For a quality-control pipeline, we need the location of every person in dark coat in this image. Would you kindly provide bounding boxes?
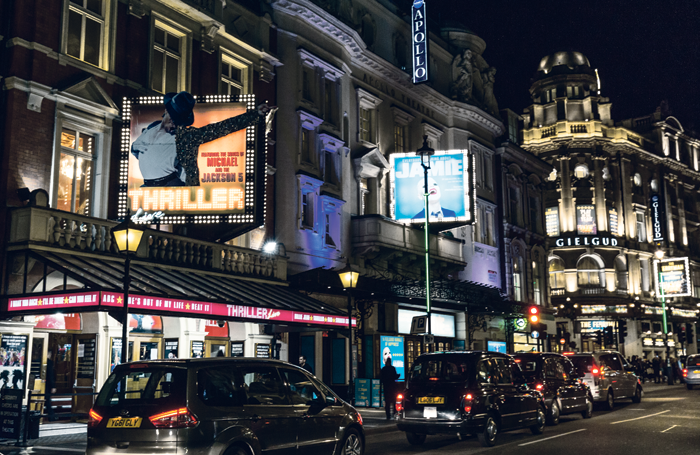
[652,355,661,383]
[299,356,314,375]
[45,351,57,421]
[380,357,400,420]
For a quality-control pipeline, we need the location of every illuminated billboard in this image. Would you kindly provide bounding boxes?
[118,94,265,225]
[654,257,691,297]
[389,150,475,225]
[576,204,597,235]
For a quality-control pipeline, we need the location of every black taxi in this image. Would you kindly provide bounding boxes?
[395,351,546,447]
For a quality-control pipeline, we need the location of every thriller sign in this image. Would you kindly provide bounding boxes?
[411,0,429,84]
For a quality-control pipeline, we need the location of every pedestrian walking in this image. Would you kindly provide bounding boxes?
[380,357,400,420]
[652,355,661,383]
[299,355,314,374]
[45,351,56,421]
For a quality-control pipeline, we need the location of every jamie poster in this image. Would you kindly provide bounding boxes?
[126,98,252,217]
[390,151,473,224]
[0,335,27,389]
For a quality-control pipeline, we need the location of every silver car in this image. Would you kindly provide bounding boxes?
[684,355,700,389]
[87,358,364,455]
[566,351,643,410]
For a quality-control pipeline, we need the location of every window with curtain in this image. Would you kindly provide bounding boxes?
[549,259,565,290]
[57,128,95,215]
[577,256,603,287]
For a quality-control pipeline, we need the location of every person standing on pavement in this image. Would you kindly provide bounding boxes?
[652,354,661,383]
[299,356,314,375]
[380,357,400,420]
[45,351,57,421]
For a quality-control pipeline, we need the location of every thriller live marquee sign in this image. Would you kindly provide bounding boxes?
[7,291,355,328]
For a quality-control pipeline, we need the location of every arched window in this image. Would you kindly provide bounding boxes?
[577,256,604,287]
[548,258,565,290]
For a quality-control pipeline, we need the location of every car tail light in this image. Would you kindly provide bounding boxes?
[395,394,404,412]
[461,394,473,414]
[149,407,198,428]
[88,409,102,428]
[514,359,521,363]
[356,412,363,425]
[591,366,600,375]
[535,383,544,391]
[683,369,688,378]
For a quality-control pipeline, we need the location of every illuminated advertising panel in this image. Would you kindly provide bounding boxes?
[389,150,475,225]
[380,336,405,380]
[651,194,664,241]
[654,257,691,297]
[411,0,429,84]
[545,207,559,237]
[118,94,264,225]
[576,204,597,235]
[609,208,619,235]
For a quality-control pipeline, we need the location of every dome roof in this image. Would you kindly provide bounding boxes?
[537,51,591,74]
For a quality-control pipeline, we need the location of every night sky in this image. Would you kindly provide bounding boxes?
[436,1,700,132]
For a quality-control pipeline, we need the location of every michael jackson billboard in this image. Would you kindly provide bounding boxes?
[118,93,268,225]
[389,150,475,226]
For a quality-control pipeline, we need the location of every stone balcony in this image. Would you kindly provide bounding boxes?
[8,207,287,281]
[351,215,466,280]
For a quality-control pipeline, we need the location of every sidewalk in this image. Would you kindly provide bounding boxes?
[355,407,400,435]
[0,422,87,449]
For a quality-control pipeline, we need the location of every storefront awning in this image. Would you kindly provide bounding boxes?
[4,251,353,328]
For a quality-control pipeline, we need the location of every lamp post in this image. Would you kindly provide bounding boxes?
[655,249,674,385]
[416,136,435,348]
[338,263,359,404]
[112,211,145,367]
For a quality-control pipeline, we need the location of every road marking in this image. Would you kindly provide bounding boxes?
[661,425,678,433]
[17,448,85,454]
[642,397,684,402]
[517,429,586,446]
[611,410,670,424]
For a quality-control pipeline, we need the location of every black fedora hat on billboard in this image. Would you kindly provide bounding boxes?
[164,91,195,127]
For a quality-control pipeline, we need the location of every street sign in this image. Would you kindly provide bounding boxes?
[410,315,427,334]
[423,334,435,345]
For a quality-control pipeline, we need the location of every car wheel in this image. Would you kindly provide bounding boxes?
[581,395,593,419]
[547,400,560,425]
[477,416,498,447]
[604,390,614,411]
[405,432,426,446]
[632,386,642,403]
[530,406,546,435]
[687,384,694,390]
[341,428,363,455]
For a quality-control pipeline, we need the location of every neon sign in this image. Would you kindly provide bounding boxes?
[411,0,429,84]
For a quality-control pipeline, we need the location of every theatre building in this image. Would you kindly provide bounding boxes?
[520,51,699,359]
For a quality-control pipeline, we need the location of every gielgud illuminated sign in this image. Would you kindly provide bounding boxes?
[654,257,691,297]
[411,0,429,84]
[118,94,265,225]
[554,236,618,247]
[389,150,475,225]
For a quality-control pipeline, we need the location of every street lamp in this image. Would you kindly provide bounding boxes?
[654,249,674,385]
[416,136,435,346]
[338,262,359,404]
[112,213,145,367]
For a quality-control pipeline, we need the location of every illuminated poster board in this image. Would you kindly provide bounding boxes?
[576,205,597,235]
[118,94,264,226]
[654,257,691,297]
[380,336,405,380]
[545,207,559,237]
[609,208,619,236]
[389,150,475,225]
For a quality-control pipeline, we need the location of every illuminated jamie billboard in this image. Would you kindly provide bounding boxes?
[118,94,265,225]
[654,257,691,297]
[389,150,475,225]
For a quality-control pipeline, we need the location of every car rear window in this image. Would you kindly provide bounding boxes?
[569,356,595,373]
[515,359,539,378]
[95,366,187,407]
[198,365,288,406]
[410,358,470,383]
[687,356,700,367]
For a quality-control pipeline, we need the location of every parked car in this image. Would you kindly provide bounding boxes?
[513,352,593,424]
[683,354,700,389]
[395,351,546,447]
[565,351,642,410]
[87,358,364,455]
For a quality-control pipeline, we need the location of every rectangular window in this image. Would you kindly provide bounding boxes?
[359,108,372,143]
[394,124,406,153]
[513,271,522,302]
[221,54,248,95]
[301,129,312,163]
[483,153,493,191]
[533,262,541,306]
[57,128,94,215]
[152,25,183,94]
[324,213,336,248]
[66,0,105,67]
[486,210,495,246]
[360,178,369,216]
[302,67,313,102]
[636,212,646,242]
[324,151,336,185]
[323,79,337,125]
[301,192,314,228]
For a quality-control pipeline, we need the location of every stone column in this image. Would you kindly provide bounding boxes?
[619,157,634,239]
[559,155,574,233]
[593,155,607,232]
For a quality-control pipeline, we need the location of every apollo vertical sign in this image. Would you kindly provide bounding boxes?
[651,194,664,241]
[412,0,429,84]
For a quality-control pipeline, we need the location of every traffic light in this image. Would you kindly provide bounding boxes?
[604,326,614,346]
[619,320,628,340]
[678,325,686,344]
[596,330,603,346]
[688,323,695,343]
[528,306,541,337]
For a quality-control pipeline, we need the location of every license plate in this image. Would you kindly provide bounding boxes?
[417,396,445,405]
[106,417,143,428]
[694,370,700,374]
[423,407,437,418]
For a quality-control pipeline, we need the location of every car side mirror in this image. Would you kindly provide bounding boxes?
[161,382,172,394]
